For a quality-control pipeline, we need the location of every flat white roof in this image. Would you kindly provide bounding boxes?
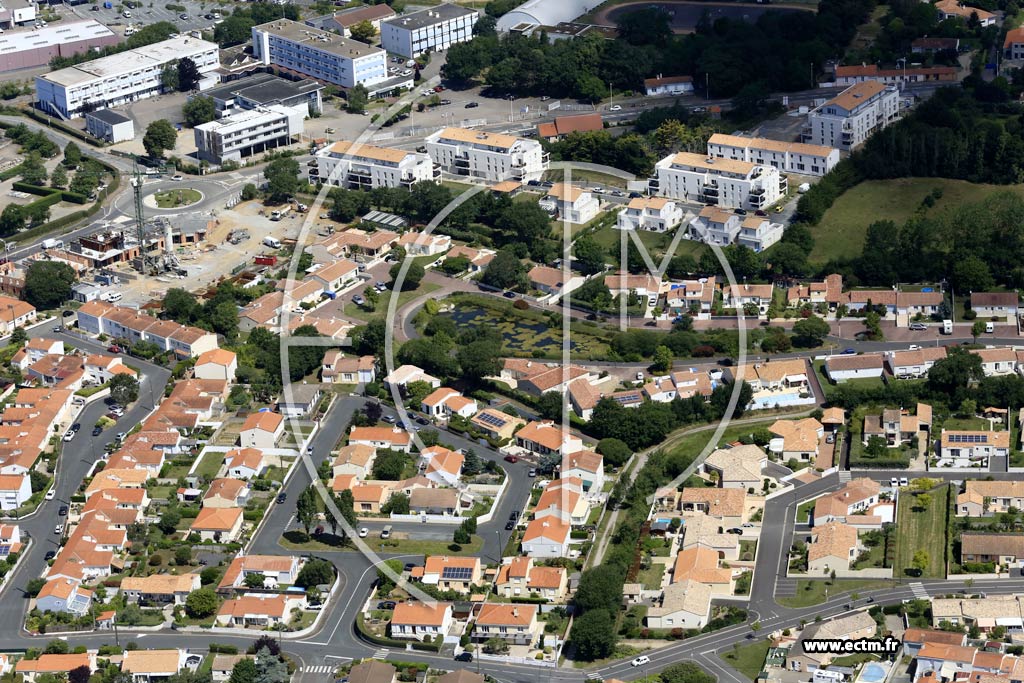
[196,104,296,134]
[0,20,114,54]
[41,35,218,88]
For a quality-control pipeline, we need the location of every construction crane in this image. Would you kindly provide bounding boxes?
[129,158,179,275]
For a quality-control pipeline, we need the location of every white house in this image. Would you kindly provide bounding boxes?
[616,196,684,232]
[390,602,453,641]
[0,474,31,510]
[521,518,571,558]
[239,411,284,449]
[539,183,600,224]
[194,349,238,382]
[644,75,694,96]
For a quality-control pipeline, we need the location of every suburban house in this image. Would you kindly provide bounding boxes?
[277,383,323,419]
[644,74,694,96]
[957,480,1024,517]
[722,283,774,315]
[420,387,478,421]
[960,533,1024,564]
[824,354,885,383]
[812,479,887,526]
[495,557,568,601]
[332,444,377,479]
[786,274,844,308]
[16,654,95,683]
[390,601,453,641]
[218,554,301,590]
[239,411,284,449]
[382,364,441,392]
[644,579,712,630]
[971,292,1019,319]
[528,265,585,302]
[539,183,600,224]
[973,347,1019,377]
[413,556,481,592]
[934,0,995,25]
[194,349,238,382]
[120,574,200,605]
[35,578,92,615]
[223,448,267,480]
[349,426,412,453]
[561,450,605,492]
[535,112,604,141]
[725,358,810,394]
[215,595,294,628]
[521,518,571,558]
[703,445,767,489]
[885,347,947,378]
[421,446,464,487]
[515,420,583,457]
[203,478,251,508]
[862,404,932,446]
[534,477,589,526]
[469,409,525,441]
[790,612,877,672]
[616,196,684,232]
[190,506,244,542]
[0,473,32,510]
[121,650,186,683]
[939,430,1010,461]
[768,417,823,461]
[408,488,462,516]
[473,604,540,646]
[322,351,376,384]
[347,662,396,683]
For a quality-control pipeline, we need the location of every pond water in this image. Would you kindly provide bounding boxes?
[443,305,579,353]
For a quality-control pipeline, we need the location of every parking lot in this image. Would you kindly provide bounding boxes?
[66,0,232,35]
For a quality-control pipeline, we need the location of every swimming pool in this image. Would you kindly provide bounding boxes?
[860,663,887,683]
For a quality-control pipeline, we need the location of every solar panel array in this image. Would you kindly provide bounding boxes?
[441,566,474,580]
[0,546,12,558]
[947,433,989,444]
[476,412,507,427]
[613,393,641,405]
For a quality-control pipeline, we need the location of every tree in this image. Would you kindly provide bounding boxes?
[389,260,424,291]
[241,183,258,201]
[330,488,357,538]
[253,647,288,683]
[295,485,319,535]
[972,320,986,342]
[570,609,616,661]
[161,63,179,92]
[617,7,672,46]
[183,96,216,127]
[288,324,325,382]
[143,119,177,158]
[69,666,91,683]
[214,14,255,47]
[596,438,631,468]
[295,558,335,588]
[110,373,140,406]
[164,288,199,323]
[382,491,410,514]
[911,550,930,575]
[62,142,82,168]
[927,346,983,404]
[652,345,673,373]
[200,566,220,585]
[243,573,265,589]
[174,546,191,566]
[792,315,831,347]
[228,659,257,683]
[573,235,607,276]
[481,248,526,290]
[0,204,24,237]
[346,84,369,114]
[916,493,933,510]
[953,255,995,294]
[185,587,219,618]
[25,577,46,597]
[456,339,502,380]
[371,449,407,480]
[23,261,76,309]
[177,57,201,92]
[50,165,67,189]
[157,506,181,535]
[264,157,300,203]
[20,152,47,186]
[349,19,376,43]
[10,327,26,346]
[574,565,624,614]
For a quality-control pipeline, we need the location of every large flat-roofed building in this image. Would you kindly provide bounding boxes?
[381,3,478,58]
[425,126,549,183]
[194,104,305,164]
[35,36,219,119]
[306,3,396,36]
[650,152,785,211]
[706,134,840,177]
[85,109,134,143]
[251,19,386,89]
[316,140,439,189]
[204,73,324,117]
[803,81,899,151]
[0,20,117,73]
[496,0,599,32]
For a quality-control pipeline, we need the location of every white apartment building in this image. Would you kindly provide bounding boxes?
[706,133,840,177]
[194,104,305,164]
[737,215,784,253]
[425,127,548,183]
[35,36,219,119]
[251,19,387,89]
[804,81,900,151]
[688,206,740,246]
[616,196,684,232]
[650,151,784,211]
[316,140,439,189]
[381,3,478,58]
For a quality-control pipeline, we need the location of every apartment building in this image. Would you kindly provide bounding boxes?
[425,127,548,183]
[251,19,387,89]
[803,81,900,151]
[381,3,478,58]
[616,196,684,232]
[195,104,306,164]
[35,36,219,119]
[706,133,840,177]
[649,151,785,211]
[315,140,439,189]
[833,64,957,87]
[737,215,784,252]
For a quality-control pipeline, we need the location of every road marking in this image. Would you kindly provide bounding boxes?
[910,582,929,599]
[302,666,336,675]
[372,649,389,661]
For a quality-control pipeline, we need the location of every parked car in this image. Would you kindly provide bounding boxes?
[890,477,899,487]
[45,489,56,500]
[505,520,515,530]
[909,322,928,331]
[503,454,518,463]
[527,468,537,477]
[383,415,397,424]
[54,524,64,535]
[509,511,520,521]
[44,550,56,561]
[92,426,103,437]
[899,477,909,486]
[826,433,835,444]
[465,101,479,108]
[58,505,68,516]
[358,527,368,538]
[454,653,473,663]
[107,345,121,353]
[842,348,856,354]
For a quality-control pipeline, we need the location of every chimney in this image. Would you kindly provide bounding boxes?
[512,608,519,618]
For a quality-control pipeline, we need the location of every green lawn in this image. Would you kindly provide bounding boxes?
[637,564,665,590]
[893,484,950,579]
[797,499,816,524]
[280,530,484,556]
[810,178,1024,264]
[194,451,224,479]
[722,639,772,680]
[154,188,201,208]
[942,416,1001,431]
[589,224,706,264]
[777,579,894,608]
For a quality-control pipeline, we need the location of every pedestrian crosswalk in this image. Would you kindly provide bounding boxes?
[838,471,852,482]
[371,649,389,661]
[587,673,603,680]
[302,666,336,675]
[910,582,929,599]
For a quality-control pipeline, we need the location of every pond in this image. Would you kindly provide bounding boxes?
[607,1,812,32]
[444,305,577,354]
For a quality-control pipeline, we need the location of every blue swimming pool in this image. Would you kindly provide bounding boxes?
[860,663,887,683]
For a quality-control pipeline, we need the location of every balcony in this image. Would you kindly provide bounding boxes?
[432,165,443,178]
[454,157,471,167]
[702,185,719,197]
[778,176,789,193]
[648,177,660,189]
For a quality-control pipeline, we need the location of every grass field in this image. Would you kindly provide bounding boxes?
[154,188,201,208]
[341,281,441,321]
[893,484,950,578]
[589,224,706,264]
[777,579,894,607]
[193,450,224,479]
[723,639,772,680]
[810,178,1024,264]
[797,499,816,523]
[281,530,484,556]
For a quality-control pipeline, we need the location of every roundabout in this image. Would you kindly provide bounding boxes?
[144,187,204,210]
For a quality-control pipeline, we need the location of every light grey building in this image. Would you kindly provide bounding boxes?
[251,19,387,88]
[203,72,324,117]
[194,104,305,164]
[85,108,135,143]
[380,3,478,58]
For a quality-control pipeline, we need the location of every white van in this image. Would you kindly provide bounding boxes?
[986,322,995,333]
[105,291,123,303]
[262,236,282,249]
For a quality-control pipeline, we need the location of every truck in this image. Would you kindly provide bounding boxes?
[942,319,953,334]
[254,255,278,266]
[269,206,290,221]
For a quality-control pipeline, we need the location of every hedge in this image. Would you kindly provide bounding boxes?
[18,107,104,147]
[0,163,24,182]
[11,181,57,197]
[11,155,119,244]
[354,614,441,652]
